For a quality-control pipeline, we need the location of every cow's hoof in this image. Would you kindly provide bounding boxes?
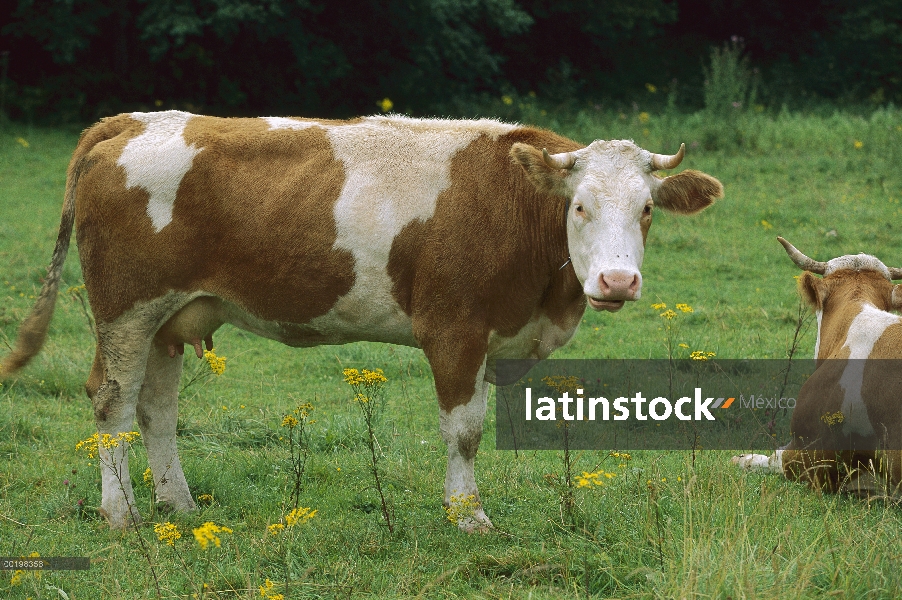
[457,509,493,534]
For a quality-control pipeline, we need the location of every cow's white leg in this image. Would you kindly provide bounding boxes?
[90,340,150,529]
[731,450,784,472]
[439,359,492,532]
[136,340,195,512]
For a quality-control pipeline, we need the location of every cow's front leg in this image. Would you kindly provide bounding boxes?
[426,335,493,532]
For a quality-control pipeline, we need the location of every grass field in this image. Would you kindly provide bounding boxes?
[1,105,902,599]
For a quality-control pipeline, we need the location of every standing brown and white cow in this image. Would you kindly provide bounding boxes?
[1,111,722,529]
[734,237,902,498]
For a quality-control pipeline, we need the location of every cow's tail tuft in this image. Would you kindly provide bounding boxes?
[0,134,98,378]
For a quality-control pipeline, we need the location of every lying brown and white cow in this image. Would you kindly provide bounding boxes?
[734,237,902,498]
[1,111,722,529]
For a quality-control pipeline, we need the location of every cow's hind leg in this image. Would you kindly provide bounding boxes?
[87,338,151,529]
[87,298,187,529]
[136,339,195,512]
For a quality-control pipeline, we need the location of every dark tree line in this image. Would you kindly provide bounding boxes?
[1,0,899,121]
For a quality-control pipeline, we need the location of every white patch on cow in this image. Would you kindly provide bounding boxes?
[118,111,203,232]
[825,254,891,280]
[838,303,898,437]
[261,116,321,131]
[306,116,516,341]
[814,309,823,358]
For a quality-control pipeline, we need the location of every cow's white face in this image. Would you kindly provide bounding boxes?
[512,139,723,313]
[565,141,657,311]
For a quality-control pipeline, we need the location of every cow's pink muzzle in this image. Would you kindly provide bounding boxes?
[587,270,640,312]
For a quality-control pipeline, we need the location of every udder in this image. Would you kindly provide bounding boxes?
[156,297,226,358]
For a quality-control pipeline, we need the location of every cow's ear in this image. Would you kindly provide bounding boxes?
[652,170,724,214]
[510,143,573,197]
[798,271,826,310]
[892,285,902,311]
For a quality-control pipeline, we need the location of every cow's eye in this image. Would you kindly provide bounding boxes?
[643,204,652,215]
[574,204,584,214]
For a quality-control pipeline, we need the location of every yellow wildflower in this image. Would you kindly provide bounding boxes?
[379,98,393,112]
[650,302,667,310]
[362,368,387,384]
[854,140,863,149]
[259,578,284,599]
[204,349,226,375]
[690,350,716,361]
[575,470,616,487]
[645,83,657,93]
[154,522,181,546]
[445,493,479,525]
[675,303,693,313]
[502,95,513,105]
[343,368,363,385]
[820,411,845,426]
[638,112,650,123]
[267,523,285,536]
[197,493,214,503]
[760,219,773,230]
[660,309,677,320]
[143,468,153,486]
[541,375,580,395]
[75,433,100,459]
[281,415,299,428]
[285,507,317,527]
[16,137,29,148]
[193,521,232,550]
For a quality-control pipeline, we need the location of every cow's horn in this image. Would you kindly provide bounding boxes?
[543,148,577,170]
[777,236,827,274]
[888,267,902,280]
[650,143,685,171]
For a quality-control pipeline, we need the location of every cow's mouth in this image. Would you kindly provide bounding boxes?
[587,297,625,312]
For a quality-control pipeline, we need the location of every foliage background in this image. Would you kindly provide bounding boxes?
[1,0,900,122]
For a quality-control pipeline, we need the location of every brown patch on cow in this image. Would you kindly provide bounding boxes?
[800,269,896,359]
[74,114,355,325]
[389,127,585,410]
[653,170,723,214]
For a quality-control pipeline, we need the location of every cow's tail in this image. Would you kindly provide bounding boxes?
[1,125,106,378]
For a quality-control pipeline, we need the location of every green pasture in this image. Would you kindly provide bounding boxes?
[1,106,901,599]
